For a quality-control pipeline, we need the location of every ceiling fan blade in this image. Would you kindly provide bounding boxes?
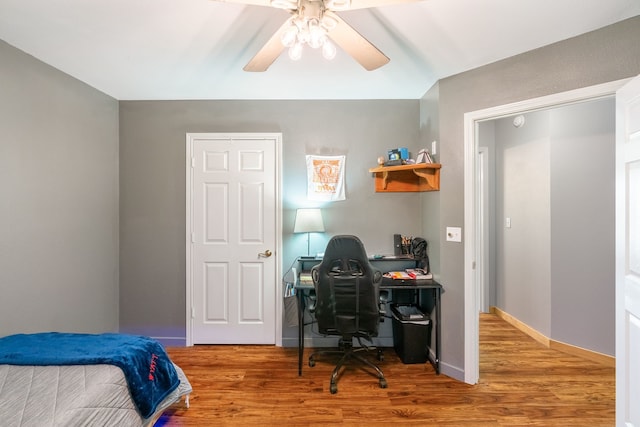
[214,0,425,9]
[214,0,273,7]
[243,20,290,72]
[346,0,426,10]
[325,11,389,71]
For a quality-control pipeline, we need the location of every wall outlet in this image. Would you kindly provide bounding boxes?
[446,226,462,242]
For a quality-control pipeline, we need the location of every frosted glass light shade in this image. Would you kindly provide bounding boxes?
[281,24,298,48]
[289,42,303,61]
[308,19,325,49]
[322,40,336,60]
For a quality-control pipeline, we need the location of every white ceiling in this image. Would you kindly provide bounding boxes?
[1,0,638,100]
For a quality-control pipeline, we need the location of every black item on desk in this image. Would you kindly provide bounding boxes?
[411,237,430,273]
[391,304,431,364]
[393,234,402,256]
[308,235,387,394]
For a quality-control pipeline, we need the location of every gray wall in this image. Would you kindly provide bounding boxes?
[495,109,553,337]
[419,82,441,279]
[549,99,615,355]
[430,16,640,377]
[0,40,119,336]
[118,100,423,344]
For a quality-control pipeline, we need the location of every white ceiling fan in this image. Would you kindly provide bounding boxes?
[217,0,421,72]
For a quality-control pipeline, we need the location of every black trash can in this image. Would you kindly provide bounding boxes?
[391,304,431,364]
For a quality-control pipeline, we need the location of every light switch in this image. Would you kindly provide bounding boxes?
[446,227,462,242]
[431,140,437,155]
[505,217,512,228]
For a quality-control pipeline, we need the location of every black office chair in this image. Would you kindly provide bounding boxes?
[308,235,387,394]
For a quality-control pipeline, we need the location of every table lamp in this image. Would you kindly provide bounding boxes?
[293,208,325,257]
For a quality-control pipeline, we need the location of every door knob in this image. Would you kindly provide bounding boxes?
[258,249,272,258]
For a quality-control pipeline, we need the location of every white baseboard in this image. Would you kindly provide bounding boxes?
[439,361,464,382]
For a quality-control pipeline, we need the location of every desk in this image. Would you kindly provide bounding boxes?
[293,257,442,376]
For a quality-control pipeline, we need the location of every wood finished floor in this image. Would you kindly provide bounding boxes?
[158,313,615,426]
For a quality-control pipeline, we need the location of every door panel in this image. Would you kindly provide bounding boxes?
[240,182,264,242]
[239,262,263,322]
[204,262,228,321]
[205,184,228,242]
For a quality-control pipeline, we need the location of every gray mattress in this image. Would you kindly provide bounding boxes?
[0,362,192,426]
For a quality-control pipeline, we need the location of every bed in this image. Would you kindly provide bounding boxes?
[0,332,192,427]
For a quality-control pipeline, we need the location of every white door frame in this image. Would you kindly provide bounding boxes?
[463,78,630,384]
[185,132,283,347]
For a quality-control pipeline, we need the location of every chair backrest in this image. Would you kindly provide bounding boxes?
[311,235,382,339]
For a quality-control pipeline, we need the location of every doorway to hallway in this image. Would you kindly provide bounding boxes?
[463,79,627,384]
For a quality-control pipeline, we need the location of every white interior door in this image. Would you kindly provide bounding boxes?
[616,75,640,427]
[187,133,280,345]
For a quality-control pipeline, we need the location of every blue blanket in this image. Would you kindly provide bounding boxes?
[0,332,180,419]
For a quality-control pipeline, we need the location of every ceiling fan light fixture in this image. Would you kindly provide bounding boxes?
[243,0,388,71]
[322,39,337,60]
[289,42,303,61]
[281,23,298,47]
[279,12,336,61]
[308,19,326,49]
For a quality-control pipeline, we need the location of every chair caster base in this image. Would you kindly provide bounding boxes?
[308,342,386,394]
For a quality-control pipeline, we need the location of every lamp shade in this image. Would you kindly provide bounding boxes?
[293,208,325,233]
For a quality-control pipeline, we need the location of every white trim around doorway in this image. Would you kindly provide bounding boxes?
[463,78,631,385]
[185,132,283,347]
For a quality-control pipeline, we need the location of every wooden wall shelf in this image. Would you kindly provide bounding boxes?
[369,163,441,192]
